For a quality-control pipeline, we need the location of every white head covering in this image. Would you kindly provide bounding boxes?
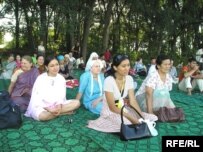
[89,59,103,97]
[85,52,99,71]
[64,54,69,59]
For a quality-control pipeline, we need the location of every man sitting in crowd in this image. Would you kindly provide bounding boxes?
[178,57,203,95]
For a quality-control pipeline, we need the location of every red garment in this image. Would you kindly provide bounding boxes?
[178,65,198,81]
[104,50,111,62]
[15,61,21,68]
[66,79,79,88]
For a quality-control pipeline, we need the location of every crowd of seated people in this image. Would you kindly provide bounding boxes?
[1,51,202,138]
[134,58,147,76]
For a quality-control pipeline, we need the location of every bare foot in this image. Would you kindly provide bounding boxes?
[44,104,62,115]
[187,88,192,96]
[61,111,75,115]
[187,92,192,96]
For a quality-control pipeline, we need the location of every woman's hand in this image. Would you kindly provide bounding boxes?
[92,97,103,108]
[128,115,140,124]
[44,104,62,116]
[125,112,140,124]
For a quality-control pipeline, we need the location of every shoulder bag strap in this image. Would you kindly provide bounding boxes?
[121,105,144,124]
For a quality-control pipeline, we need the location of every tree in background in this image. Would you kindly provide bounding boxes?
[0,0,203,64]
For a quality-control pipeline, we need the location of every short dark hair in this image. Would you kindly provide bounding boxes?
[155,54,170,69]
[37,54,45,60]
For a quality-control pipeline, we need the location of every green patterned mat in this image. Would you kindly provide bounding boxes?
[0,71,203,152]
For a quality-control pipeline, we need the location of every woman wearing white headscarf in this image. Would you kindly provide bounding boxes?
[85,52,99,71]
[76,59,104,114]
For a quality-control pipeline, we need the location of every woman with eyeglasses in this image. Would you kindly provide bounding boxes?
[87,54,157,133]
[25,56,80,121]
[135,54,175,113]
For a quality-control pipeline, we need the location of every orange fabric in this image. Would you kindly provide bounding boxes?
[178,65,197,82]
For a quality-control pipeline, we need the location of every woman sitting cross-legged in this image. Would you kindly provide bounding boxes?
[135,54,175,114]
[87,54,157,133]
[25,56,80,121]
[8,55,39,113]
[76,59,104,115]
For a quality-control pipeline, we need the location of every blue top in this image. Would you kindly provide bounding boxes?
[134,62,145,72]
[78,71,104,113]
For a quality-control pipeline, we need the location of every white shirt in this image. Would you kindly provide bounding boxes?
[136,70,172,96]
[25,73,66,115]
[38,45,45,52]
[76,58,84,68]
[148,64,156,75]
[104,75,134,101]
[196,49,203,63]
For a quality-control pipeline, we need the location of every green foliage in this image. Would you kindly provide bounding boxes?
[1,0,203,65]
[0,32,3,44]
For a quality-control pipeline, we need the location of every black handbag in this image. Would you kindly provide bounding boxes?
[0,90,22,129]
[120,105,151,140]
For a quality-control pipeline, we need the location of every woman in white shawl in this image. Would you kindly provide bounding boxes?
[76,59,104,114]
[85,52,99,71]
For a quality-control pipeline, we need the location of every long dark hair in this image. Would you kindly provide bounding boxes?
[44,56,58,66]
[105,54,129,78]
